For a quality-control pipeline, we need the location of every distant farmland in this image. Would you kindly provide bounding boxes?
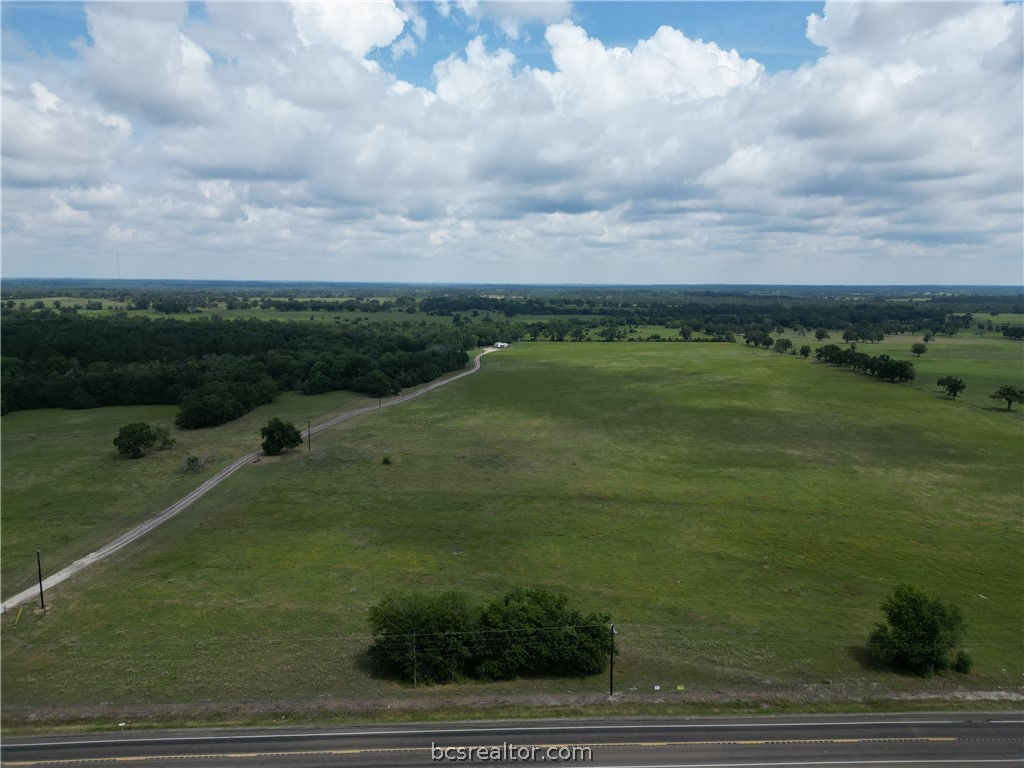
[2,338,1020,712]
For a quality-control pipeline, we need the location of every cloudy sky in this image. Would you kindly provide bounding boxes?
[2,1,1021,285]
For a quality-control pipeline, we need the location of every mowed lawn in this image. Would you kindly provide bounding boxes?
[2,341,1021,709]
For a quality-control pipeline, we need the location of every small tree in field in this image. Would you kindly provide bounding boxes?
[990,384,1024,411]
[114,423,156,458]
[869,584,967,676]
[772,338,793,355]
[936,376,966,400]
[260,417,303,455]
[911,343,928,357]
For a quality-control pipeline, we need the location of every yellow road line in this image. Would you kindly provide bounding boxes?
[3,737,959,766]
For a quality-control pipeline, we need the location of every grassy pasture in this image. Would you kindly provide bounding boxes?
[761,330,1024,413]
[1,341,1021,711]
[0,391,365,596]
[871,333,1024,412]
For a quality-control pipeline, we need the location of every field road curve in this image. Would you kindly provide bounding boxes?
[1,348,497,612]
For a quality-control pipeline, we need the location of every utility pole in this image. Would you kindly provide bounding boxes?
[609,624,616,696]
[36,550,45,610]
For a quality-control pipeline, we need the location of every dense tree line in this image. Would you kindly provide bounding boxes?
[0,315,471,424]
[814,344,916,383]
[259,296,415,314]
[4,281,1020,344]
[413,290,1022,337]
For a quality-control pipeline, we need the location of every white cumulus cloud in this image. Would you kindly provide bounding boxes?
[1,1,1020,284]
[290,0,408,57]
[2,80,132,186]
[82,2,220,125]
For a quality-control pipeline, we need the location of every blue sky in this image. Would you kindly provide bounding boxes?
[377,2,829,84]
[4,2,828,79]
[1,1,1021,284]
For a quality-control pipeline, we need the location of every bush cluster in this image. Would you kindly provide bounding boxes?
[869,584,969,676]
[367,587,611,685]
[113,422,175,458]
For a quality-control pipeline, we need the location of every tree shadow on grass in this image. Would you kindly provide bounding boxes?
[846,644,890,674]
[354,648,393,681]
[847,645,937,679]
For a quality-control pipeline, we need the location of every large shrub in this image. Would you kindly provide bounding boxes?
[868,584,967,675]
[367,591,476,685]
[367,588,610,685]
[474,587,609,680]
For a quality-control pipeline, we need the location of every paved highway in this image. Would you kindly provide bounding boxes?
[3,713,1021,767]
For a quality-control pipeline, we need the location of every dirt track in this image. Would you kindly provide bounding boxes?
[0,348,496,612]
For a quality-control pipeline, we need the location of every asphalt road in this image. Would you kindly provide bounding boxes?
[3,713,1021,767]
[0,348,495,612]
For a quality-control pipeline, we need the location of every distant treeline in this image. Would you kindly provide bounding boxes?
[0,315,471,425]
[420,293,1021,334]
[3,286,1020,422]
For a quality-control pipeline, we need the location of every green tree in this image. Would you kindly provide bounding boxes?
[113,422,156,458]
[990,384,1024,411]
[772,338,793,355]
[911,343,928,357]
[868,584,966,675]
[474,587,610,680]
[357,369,399,400]
[260,417,302,455]
[799,345,812,358]
[175,381,248,429]
[598,326,622,342]
[547,319,572,342]
[936,376,966,400]
[367,590,475,685]
[814,328,830,341]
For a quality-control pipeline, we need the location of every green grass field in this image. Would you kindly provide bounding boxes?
[760,330,1024,413]
[0,391,365,596]
[2,341,1021,712]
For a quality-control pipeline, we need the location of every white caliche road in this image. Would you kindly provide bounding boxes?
[0,348,496,612]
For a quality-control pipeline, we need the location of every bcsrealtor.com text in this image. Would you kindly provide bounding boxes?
[431,742,593,762]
